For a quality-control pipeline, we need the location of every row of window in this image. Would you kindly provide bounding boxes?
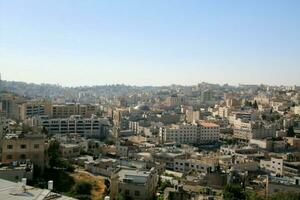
[7,144,39,149]
[6,154,27,159]
[119,189,140,196]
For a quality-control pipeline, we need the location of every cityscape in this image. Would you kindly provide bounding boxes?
[1,1,300,200]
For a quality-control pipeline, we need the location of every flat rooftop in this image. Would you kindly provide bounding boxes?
[199,122,219,128]
[118,168,152,184]
[0,178,75,200]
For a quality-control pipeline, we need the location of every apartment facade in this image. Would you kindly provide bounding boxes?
[173,158,218,174]
[233,119,276,140]
[41,115,110,138]
[260,157,284,176]
[52,103,97,118]
[0,134,46,168]
[159,122,219,145]
[110,168,158,200]
[19,101,52,121]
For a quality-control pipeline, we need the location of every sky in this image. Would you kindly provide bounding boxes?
[0,0,300,86]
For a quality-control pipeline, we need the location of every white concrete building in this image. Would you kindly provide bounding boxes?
[173,158,218,173]
[160,124,198,144]
[233,119,276,140]
[260,157,284,176]
[159,121,219,145]
[40,115,110,138]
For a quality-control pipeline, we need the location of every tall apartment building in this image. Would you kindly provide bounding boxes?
[19,101,52,121]
[40,115,110,139]
[113,108,129,130]
[110,168,158,200]
[159,121,220,145]
[51,103,97,119]
[200,89,213,102]
[233,119,276,140]
[198,121,220,144]
[0,133,46,169]
[0,93,24,121]
[166,95,185,107]
[260,157,284,176]
[160,124,198,144]
[185,108,200,123]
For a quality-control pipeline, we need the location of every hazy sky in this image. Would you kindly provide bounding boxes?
[0,0,299,86]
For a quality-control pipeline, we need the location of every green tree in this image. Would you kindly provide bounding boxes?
[287,126,295,137]
[74,181,92,195]
[223,184,246,200]
[252,101,258,109]
[47,140,63,168]
[245,190,264,200]
[159,180,172,192]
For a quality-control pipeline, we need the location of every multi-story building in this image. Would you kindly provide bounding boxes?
[294,106,300,115]
[259,156,300,178]
[19,101,52,121]
[173,158,218,174]
[110,168,158,200]
[200,89,213,103]
[0,93,24,121]
[233,119,276,140]
[51,103,97,119]
[116,140,139,158]
[113,108,129,130]
[260,157,284,176]
[160,124,198,144]
[40,115,110,139]
[0,133,46,169]
[185,108,200,123]
[166,95,185,107]
[60,143,81,159]
[197,121,220,144]
[159,121,219,145]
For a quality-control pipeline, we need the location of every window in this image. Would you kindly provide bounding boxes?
[134,190,140,196]
[20,144,27,149]
[20,154,26,159]
[125,189,130,195]
[6,155,12,159]
[34,144,40,149]
[7,145,13,149]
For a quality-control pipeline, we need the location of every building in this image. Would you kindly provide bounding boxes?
[0,161,33,182]
[60,143,81,159]
[197,121,220,144]
[250,138,286,152]
[159,121,219,145]
[294,106,300,115]
[52,103,97,119]
[110,168,158,200]
[0,178,75,200]
[19,101,52,121]
[166,95,185,107]
[200,89,213,103]
[0,93,24,121]
[116,140,139,158]
[260,157,284,176]
[160,124,198,144]
[173,158,218,174]
[0,133,46,169]
[185,108,200,123]
[233,119,276,140]
[41,115,110,139]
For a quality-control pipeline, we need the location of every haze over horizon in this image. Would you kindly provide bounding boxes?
[1,0,300,86]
